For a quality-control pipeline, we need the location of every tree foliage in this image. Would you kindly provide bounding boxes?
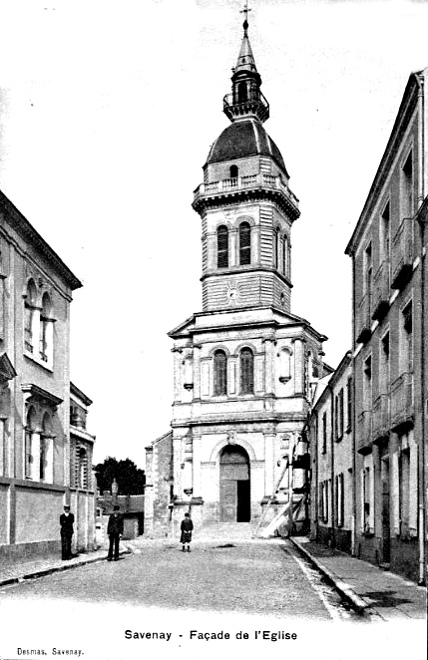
[94,457,145,495]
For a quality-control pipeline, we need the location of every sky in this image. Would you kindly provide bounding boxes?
[0,0,427,466]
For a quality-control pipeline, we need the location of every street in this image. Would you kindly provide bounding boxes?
[0,526,356,621]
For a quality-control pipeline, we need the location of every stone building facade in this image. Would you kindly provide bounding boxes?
[345,68,428,583]
[145,18,329,536]
[69,382,96,553]
[0,188,94,559]
[308,352,354,553]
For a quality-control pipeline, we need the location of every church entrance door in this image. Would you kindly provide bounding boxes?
[219,445,250,522]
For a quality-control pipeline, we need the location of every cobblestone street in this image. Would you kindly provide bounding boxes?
[0,526,355,620]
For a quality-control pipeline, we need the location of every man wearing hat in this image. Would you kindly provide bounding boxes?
[59,504,74,560]
[107,505,123,561]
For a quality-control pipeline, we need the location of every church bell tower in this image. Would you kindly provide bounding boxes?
[157,9,328,533]
[193,15,299,314]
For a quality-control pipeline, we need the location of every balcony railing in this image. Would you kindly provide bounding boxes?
[357,410,372,453]
[194,174,299,208]
[372,394,390,441]
[223,90,270,123]
[372,261,390,321]
[391,218,414,289]
[391,372,414,430]
[356,293,371,344]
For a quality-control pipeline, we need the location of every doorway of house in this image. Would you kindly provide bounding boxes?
[219,445,250,522]
[381,454,390,564]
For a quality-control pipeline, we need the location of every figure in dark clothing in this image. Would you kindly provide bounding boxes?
[60,505,74,560]
[180,512,193,552]
[107,505,123,561]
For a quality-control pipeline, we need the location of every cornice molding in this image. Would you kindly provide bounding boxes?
[193,186,300,221]
[0,189,82,290]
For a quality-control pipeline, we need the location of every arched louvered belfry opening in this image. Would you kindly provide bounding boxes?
[217,225,229,268]
[240,347,254,394]
[213,349,227,395]
[219,445,251,522]
[239,221,251,265]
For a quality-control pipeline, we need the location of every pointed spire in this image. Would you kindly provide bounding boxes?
[223,1,269,124]
[235,23,257,74]
[235,2,257,74]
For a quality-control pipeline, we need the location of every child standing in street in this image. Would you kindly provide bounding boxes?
[180,512,193,552]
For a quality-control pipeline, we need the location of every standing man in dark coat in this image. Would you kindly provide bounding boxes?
[60,504,74,560]
[107,505,123,561]
[180,512,193,552]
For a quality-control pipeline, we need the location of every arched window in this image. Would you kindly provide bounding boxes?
[240,348,254,394]
[239,222,251,265]
[25,406,37,479]
[274,228,280,269]
[217,225,229,268]
[230,165,239,179]
[282,236,287,275]
[40,412,52,482]
[279,349,291,383]
[78,446,88,489]
[40,293,52,363]
[238,82,247,103]
[214,350,227,395]
[24,280,37,353]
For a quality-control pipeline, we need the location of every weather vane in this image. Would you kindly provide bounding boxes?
[240,0,251,30]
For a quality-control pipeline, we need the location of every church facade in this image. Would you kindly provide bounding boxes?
[145,18,329,535]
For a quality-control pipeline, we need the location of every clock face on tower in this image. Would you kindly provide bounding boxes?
[226,282,241,305]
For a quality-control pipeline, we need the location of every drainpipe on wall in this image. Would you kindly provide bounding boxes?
[417,75,426,586]
[326,382,336,549]
[351,255,357,557]
[314,411,319,541]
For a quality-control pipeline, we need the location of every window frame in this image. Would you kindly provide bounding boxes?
[217,225,229,269]
[213,349,228,396]
[239,347,254,395]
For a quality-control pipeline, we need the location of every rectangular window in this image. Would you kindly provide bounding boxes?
[40,437,46,481]
[363,355,372,409]
[334,396,338,440]
[0,276,4,341]
[380,331,390,393]
[338,389,344,439]
[0,419,5,477]
[365,242,372,315]
[25,429,32,479]
[336,473,344,527]
[399,445,410,536]
[322,412,327,454]
[363,466,371,534]
[381,201,390,264]
[320,481,329,523]
[346,377,352,431]
[401,151,414,219]
[402,302,413,374]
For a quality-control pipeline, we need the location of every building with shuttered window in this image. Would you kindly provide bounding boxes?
[345,68,428,584]
[0,188,96,559]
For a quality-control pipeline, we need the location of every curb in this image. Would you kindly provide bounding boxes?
[289,537,372,616]
[0,549,131,588]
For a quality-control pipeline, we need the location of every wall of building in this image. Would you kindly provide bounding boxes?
[347,70,427,583]
[0,192,95,561]
[309,354,353,553]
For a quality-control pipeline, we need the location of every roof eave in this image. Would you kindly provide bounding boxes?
[345,71,423,257]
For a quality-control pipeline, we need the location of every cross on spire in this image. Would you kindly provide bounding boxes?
[240,0,251,31]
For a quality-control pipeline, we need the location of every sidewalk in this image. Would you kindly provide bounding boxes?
[290,536,427,621]
[0,543,131,587]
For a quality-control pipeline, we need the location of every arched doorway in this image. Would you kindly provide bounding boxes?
[219,445,250,522]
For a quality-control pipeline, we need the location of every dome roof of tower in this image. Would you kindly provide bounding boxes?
[205,119,287,174]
